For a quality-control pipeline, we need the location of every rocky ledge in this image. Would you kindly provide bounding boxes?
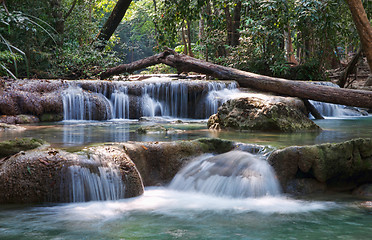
[268,138,372,195]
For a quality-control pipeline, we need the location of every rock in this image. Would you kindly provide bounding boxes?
[268,138,372,195]
[0,115,39,124]
[0,138,46,158]
[39,113,64,122]
[285,179,327,195]
[353,184,372,197]
[208,97,320,132]
[137,125,168,134]
[0,123,25,131]
[0,145,144,203]
[364,75,372,87]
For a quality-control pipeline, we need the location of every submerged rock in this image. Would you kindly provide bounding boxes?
[0,123,25,131]
[208,97,320,132]
[0,145,143,203]
[268,138,372,195]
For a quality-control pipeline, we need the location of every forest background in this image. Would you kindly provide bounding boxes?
[0,0,371,82]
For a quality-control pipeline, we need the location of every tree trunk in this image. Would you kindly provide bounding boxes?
[99,49,372,109]
[186,20,193,57]
[181,21,188,55]
[224,5,233,46]
[337,48,362,88]
[346,0,372,71]
[284,27,298,65]
[94,0,132,50]
[50,0,64,46]
[231,1,241,47]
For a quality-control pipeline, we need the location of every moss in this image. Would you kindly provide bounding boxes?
[195,138,235,153]
[0,138,46,158]
[39,113,63,122]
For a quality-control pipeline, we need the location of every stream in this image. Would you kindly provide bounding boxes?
[0,78,371,239]
[0,116,371,239]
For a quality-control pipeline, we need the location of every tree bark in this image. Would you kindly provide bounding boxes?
[337,48,362,88]
[346,0,372,71]
[94,0,132,50]
[100,49,372,109]
[284,27,298,65]
[231,1,241,47]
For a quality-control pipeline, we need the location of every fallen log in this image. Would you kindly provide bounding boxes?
[100,49,372,109]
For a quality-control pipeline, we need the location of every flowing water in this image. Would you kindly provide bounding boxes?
[0,79,371,239]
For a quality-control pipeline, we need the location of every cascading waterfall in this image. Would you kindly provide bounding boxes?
[309,82,367,117]
[62,79,239,120]
[111,87,130,119]
[62,86,113,121]
[205,81,240,115]
[169,150,281,198]
[67,165,125,202]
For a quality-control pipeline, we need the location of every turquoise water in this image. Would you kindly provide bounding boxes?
[1,116,372,148]
[0,116,371,239]
[0,189,371,240]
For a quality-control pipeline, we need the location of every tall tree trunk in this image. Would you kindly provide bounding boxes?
[94,0,132,50]
[181,21,188,55]
[231,1,241,47]
[50,0,64,45]
[284,27,298,65]
[224,5,233,46]
[346,0,372,71]
[186,20,193,57]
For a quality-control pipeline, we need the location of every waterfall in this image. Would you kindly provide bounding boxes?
[141,81,189,118]
[205,82,240,115]
[111,87,130,119]
[62,79,239,120]
[67,165,125,202]
[62,86,113,121]
[169,150,281,198]
[309,82,367,118]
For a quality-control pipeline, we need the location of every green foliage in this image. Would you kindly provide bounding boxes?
[140,63,177,74]
[51,41,121,79]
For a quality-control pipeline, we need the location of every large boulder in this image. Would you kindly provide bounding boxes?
[0,79,63,117]
[0,145,143,203]
[208,96,320,132]
[268,138,372,195]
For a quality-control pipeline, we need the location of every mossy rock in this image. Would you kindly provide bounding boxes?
[0,138,46,158]
[0,145,144,203]
[40,113,64,122]
[268,138,372,194]
[208,97,320,132]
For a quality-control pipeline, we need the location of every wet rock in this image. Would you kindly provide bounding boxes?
[0,123,25,131]
[0,115,39,124]
[0,145,143,203]
[353,184,372,197]
[0,80,63,117]
[208,97,320,132]
[0,138,46,158]
[136,125,184,134]
[268,138,372,195]
[39,113,64,122]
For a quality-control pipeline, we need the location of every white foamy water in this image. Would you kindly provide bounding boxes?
[49,187,336,222]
